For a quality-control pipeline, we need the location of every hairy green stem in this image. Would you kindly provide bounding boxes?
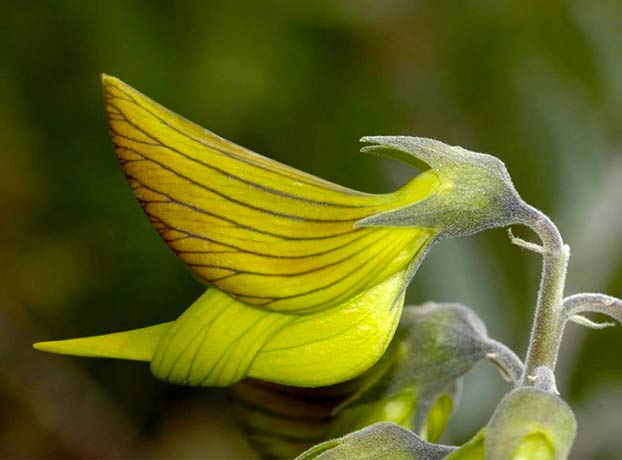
[485,338,525,385]
[563,293,622,324]
[515,203,570,385]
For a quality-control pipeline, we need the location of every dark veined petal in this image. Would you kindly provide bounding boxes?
[103,75,438,312]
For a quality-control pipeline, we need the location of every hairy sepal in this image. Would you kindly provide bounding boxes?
[357,136,525,239]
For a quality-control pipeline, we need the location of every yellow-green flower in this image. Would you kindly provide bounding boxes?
[34,76,523,389]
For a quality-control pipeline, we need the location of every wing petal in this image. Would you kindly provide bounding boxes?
[103,76,437,312]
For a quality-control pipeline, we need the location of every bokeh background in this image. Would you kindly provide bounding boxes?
[1,1,620,458]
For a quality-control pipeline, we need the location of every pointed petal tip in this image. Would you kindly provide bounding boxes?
[358,136,404,155]
[32,323,172,362]
[32,341,53,352]
[358,136,441,158]
[359,135,406,146]
[101,73,118,88]
[101,74,127,101]
[32,339,88,356]
[101,73,122,85]
[101,74,133,96]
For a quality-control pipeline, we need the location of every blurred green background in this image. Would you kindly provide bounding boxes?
[1,1,620,458]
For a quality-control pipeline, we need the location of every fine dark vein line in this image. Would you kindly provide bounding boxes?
[125,168,375,255]
[114,137,365,224]
[148,214,369,261]
[200,314,268,386]
[108,112,372,212]
[185,231,388,278]
[122,165,358,241]
[105,87,375,202]
[164,325,208,381]
[183,303,233,381]
[213,232,409,302]
[107,89,353,194]
[152,311,188,372]
[160,295,235,379]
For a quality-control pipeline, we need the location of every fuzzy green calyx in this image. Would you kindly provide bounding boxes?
[357,137,524,238]
[294,423,455,460]
[486,388,577,460]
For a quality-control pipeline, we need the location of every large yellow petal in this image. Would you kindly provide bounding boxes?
[103,75,438,312]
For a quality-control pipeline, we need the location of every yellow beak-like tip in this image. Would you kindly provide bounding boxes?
[32,323,171,362]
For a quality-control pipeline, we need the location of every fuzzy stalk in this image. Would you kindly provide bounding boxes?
[514,203,570,385]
